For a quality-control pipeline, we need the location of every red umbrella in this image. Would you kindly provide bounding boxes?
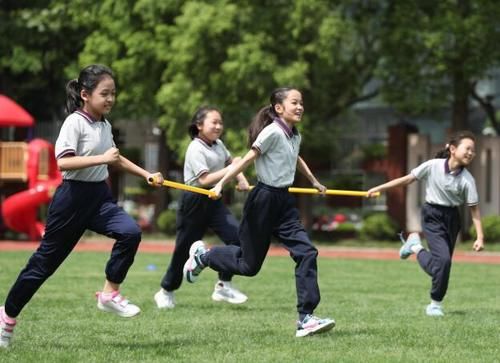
[0,94,34,127]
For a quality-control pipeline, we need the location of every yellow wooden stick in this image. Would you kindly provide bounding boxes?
[240,185,379,197]
[288,187,379,197]
[149,177,217,198]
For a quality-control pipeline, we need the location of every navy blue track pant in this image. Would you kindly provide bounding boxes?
[4,180,141,317]
[205,183,321,315]
[417,203,460,302]
[161,192,239,291]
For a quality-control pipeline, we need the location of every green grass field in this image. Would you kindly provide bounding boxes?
[0,250,499,363]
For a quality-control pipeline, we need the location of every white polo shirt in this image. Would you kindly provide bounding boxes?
[252,118,301,188]
[55,110,115,182]
[411,158,479,207]
[184,137,231,187]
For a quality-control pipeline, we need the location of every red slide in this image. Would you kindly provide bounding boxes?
[2,180,60,240]
[1,139,62,240]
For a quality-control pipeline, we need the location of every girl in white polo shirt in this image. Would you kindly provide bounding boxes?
[182,88,335,337]
[154,106,249,309]
[367,131,484,317]
[0,64,163,348]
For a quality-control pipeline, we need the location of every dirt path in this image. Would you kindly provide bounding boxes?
[1,239,499,264]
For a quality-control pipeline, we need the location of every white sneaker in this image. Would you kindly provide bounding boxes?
[211,281,248,304]
[183,240,207,283]
[0,306,16,348]
[96,291,141,318]
[426,304,444,317]
[154,289,175,309]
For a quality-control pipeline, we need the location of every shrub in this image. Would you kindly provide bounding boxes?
[360,213,399,241]
[469,215,500,243]
[156,209,177,235]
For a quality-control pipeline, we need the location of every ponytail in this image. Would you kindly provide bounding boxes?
[65,79,82,114]
[247,105,275,147]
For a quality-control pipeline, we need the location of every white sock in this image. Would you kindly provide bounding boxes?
[431,299,442,307]
[411,244,424,254]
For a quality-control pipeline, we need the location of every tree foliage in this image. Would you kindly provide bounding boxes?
[379,0,500,131]
[2,0,500,150]
[0,0,95,120]
[69,0,385,162]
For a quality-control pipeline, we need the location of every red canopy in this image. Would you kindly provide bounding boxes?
[0,94,34,127]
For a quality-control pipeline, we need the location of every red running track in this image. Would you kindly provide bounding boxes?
[1,239,499,264]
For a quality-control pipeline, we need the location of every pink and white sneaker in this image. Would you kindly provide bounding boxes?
[0,306,16,348]
[296,314,335,337]
[96,291,141,318]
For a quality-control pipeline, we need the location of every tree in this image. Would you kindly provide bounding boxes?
[0,0,96,121]
[67,1,385,160]
[379,0,500,132]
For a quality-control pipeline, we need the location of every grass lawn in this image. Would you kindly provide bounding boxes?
[0,250,499,362]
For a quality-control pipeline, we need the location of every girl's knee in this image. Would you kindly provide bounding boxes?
[240,263,261,276]
[122,224,142,243]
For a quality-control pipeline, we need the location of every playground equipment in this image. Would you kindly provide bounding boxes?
[0,94,62,240]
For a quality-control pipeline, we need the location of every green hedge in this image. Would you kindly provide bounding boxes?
[360,213,399,241]
[156,209,177,235]
[468,215,500,243]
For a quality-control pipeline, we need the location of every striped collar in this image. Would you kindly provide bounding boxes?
[444,158,464,176]
[75,109,104,123]
[273,117,298,139]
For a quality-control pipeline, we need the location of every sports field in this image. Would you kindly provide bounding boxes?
[0,248,499,362]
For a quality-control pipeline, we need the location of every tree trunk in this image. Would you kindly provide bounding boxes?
[152,128,170,231]
[451,69,469,131]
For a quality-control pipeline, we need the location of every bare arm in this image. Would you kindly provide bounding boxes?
[367,174,416,197]
[197,166,232,187]
[470,205,485,251]
[296,156,326,192]
[197,157,249,190]
[114,155,150,179]
[211,149,258,197]
[57,147,119,171]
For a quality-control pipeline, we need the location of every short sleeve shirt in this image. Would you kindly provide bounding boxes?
[411,158,478,207]
[252,119,301,188]
[55,110,115,182]
[184,138,231,186]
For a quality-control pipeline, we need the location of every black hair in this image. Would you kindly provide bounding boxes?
[435,130,476,158]
[247,87,298,147]
[188,106,221,139]
[65,64,114,114]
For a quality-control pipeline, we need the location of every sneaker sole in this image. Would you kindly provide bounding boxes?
[97,301,141,318]
[296,320,336,337]
[211,293,248,304]
[399,248,412,259]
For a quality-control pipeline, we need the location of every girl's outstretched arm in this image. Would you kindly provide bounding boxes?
[212,148,258,197]
[297,156,326,192]
[115,155,163,185]
[367,174,416,197]
[470,205,485,251]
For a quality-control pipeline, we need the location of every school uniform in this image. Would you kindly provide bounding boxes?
[204,118,321,316]
[4,110,141,318]
[411,158,478,302]
[160,137,239,291]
